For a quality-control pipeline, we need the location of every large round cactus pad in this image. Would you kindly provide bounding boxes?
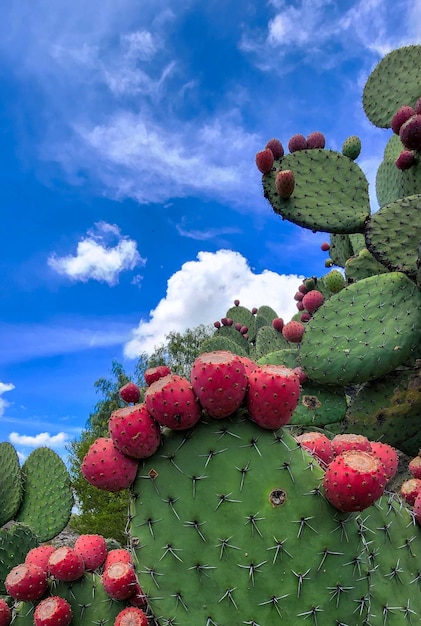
[0,442,22,526]
[363,45,421,128]
[365,194,421,277]
[299,272,421,385]
[263,149,369,233]
[130,414,421,624]
[14,447,74,542]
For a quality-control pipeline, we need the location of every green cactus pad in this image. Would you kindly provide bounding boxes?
[14,447,74,542]
[200,334,249,357]
[0,442,22,527]
[130,414,421,624]
[254,326,289,359]
[329,233,366,267]
[365,194,421,277]
[263,149,370,233]
[225,305,257,342]
[14,573,129,625]
[345,248,390,282]
[363,45,421,128]
[299,272,421,385]
[0,524,39,594]
[213,324,250,352]
[375,158,405,208]
[343,365,421,456]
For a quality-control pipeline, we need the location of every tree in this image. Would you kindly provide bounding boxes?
[68,324,213,542]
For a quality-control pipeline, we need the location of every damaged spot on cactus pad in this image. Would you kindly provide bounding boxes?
[269,488,287,507]
[148,468,158,479]
[302,395,322,410]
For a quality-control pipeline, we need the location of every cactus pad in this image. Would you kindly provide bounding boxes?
[363,45,421,128]
[14,447,74,542]
[299,272,421,385]
[0,442,22,527]
[263,149,370,233]
[0,524,39,595]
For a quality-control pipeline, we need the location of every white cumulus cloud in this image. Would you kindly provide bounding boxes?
[48,221,145,285]
[124,249,304,357]
[0,382,15,417]
[9,432,69,447]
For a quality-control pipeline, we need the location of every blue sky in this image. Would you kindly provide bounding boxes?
[0,0,420,461]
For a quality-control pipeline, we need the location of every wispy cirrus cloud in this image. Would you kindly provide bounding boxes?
[48,221,145,285]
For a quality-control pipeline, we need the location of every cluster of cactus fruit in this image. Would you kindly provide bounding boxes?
[1,44,421,625]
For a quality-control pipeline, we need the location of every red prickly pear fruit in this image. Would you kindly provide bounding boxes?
[109,403,161,459]
[306,131,325,149]
[292,366,307,384]
[74,534,108,571]
[369,441,398,481]
[300,312,311,322]
[414,491,421,525]
[221,317,228,326]
[240,325,248,334]
[296,301,305,311]
[323,450,387,512]
[251,307,258,315]
[234,299,240,306]
[48,546,85,582]
[295,431,334,467]
[400,114,421,150]
[288,133,307,152]
[190,351,248,419]
[25,545,56,574]
[272,317,284,332]
[0,598,11,626]
[104,549,132,569]
[234,322,242,331]
[400,478,421,506]
[243,333,249,340]
[302,289,324,313]
[265,138,284,160]
[34,596,72,626]
[214,320,221,329]
[331,433,371,456]
[294,291,304,301]
[321,242,330,251]
[81,437,138,492]
[236,355,256,377]
[129,581,148,608]
[5,563,48,601]
[144,374,201,429]
[119,382,141,404]
[282,320,305,343]
[226,318,233,326]
[395,149,416,170]
[275,169,295,198]
[246,364,300,429]
[144,365,171,386]
[102,561,137,600]
[115,607,148,626]
[391,104,415,134]
[409,455,421,479]
[255,148,274,173]
[298,283,308,294]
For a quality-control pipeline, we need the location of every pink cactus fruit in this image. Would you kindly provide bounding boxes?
[246,364,300,429]
[104,548,133,569]
[320,242,330,251]
[306,131,326,149]
[391,105,415,134]
[144,374,201,429]
[302,289,325,313]
[144,365,171,386]
[295,431,334,467]
[255,148,274,173]
[251,307,258,315]
[34,596,73,626]
[74,534,108,571]
[399,114,421,150]
[272,317,284,332]
[294,291,304,301]
[5,563,48,601]
[129,581,148,608]
[331,433,372,456]
[48,546,85,582]
[234,322,242,331]
[292,366,307,384]
[265,138,284,160]
[109,403,161,459]
[409,455,421,479]
[190,350,248,419]
[300,312,312,323]
[119,382,141,404]
[0,598,11,626]
[396,149,416,170]
[102,561,137,600]
[234,299,240,306]
[214,320,221,329]
[288,133,308,152]
[413,491,421,525]
[81,437,138,492]
[369,441,398,481]
[298,283,308,294]
[296,301,305,311]
[275,169,295,198]
[114,607,149,626]
[323,450,387,512]
[25,545,56,574]
[400,478,421,506]
[416,97,421,115]
[282,320,305,343]
[236,355,256,377]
